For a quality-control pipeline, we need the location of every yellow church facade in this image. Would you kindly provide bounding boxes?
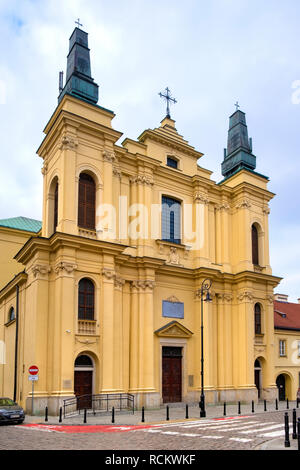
[0,27,282,414]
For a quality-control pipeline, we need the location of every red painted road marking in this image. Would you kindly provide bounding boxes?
[20,424,152,434]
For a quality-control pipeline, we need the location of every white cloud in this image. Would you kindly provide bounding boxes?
[0,0,299,297]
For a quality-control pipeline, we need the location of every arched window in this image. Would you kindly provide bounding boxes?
[75,355,93,367]
[162,196,181,244]
[78,173,96,230]
[252,224,259,265]
[255,303,262,335]
[54,181,58,232]
[8,307,15,322]
[78,278,95,320]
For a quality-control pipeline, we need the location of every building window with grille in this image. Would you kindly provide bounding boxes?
[254,303,262,335]
[279,339,286,357]
[161,196,181,244]
[78,278,95,321]
[54,181,58,232]
[78,173,96,230]
[252,224,259,265]
[167,157,178,169]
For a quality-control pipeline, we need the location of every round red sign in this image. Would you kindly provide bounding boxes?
[28,365,39,375]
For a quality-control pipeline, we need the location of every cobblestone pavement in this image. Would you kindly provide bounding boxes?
[0,409,299,451]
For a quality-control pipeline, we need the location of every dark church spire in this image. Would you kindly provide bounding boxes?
[58,26,99,105]
[221,107,256,179]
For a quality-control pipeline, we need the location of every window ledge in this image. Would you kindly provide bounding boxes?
[4,319,16,327]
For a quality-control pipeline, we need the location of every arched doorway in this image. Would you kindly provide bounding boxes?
[74,354,94,409]
[276,374,286,401]
[254,359,262,399]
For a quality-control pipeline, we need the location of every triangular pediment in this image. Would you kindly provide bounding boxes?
[155,321,193,338]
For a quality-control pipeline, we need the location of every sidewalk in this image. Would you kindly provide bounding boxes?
[24,400,299,427]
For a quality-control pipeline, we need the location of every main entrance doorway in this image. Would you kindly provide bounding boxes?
[162,346,182,403]
[74,355,94,409]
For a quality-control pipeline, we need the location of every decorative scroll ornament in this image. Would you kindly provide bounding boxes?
[266,294,274,304]
[168,246,180,265]
[102,150,116,163]
[235,199,252,210]
[32,264,51,278]
[237,291,254,302]
[102,268,116,280]
[41,163,48,175]
[262,205,271,215]
[215,292,233,302]
[59,134,78,150]
[130,175,154,186]
[54,262,77,274]
[113,167,122,179]
[166,295,180,303]
[114,276,125,289]
[131,280,155,291]
[194,192,209,204]
[216,202,230,211]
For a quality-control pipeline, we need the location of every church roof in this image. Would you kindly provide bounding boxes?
[0,216,42,233]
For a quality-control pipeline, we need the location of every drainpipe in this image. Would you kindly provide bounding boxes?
[13,285,19,402]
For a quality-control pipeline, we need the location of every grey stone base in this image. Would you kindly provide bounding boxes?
[25,395,75,416]
[132,392,161,410]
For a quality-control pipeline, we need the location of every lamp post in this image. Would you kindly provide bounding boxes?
[199,278,212,418]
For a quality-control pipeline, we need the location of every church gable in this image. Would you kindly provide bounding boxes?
[155,320,193,338]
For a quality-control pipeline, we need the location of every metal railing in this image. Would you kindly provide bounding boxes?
[63,393,134,418]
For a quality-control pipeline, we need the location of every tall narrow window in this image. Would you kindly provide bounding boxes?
[78,278,95,320]
[54,182,58,232]
[78,173,96,230]
[254,303,262,335]
[162,196,181,244]
[252,224,259,265]
[279,340,286,357]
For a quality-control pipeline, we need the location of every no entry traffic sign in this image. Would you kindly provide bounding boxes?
[28,365,39,375]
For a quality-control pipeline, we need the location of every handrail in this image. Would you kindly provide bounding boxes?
[63,393,135,418]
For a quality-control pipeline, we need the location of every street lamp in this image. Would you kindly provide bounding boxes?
[199,278,212,418]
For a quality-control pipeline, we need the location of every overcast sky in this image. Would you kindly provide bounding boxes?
[0,0,299,300]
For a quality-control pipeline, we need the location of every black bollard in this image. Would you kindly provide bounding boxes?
[264,400,267,412]
[223,402,226,416]
[59,407,62,423]
[45,406,48,422]
[292,409,297,439]
[252,401,255,413]
[185,404,189,420]
[287,398,289,409]
[275,398,278,410]
[284,412,290,448]
[298,418,300,451]
[297,398,299,409]
[112,406,115,424]
[84,409,87,424]
[166,405,169,421]
[238,401,241,415]
[141,406,145,423]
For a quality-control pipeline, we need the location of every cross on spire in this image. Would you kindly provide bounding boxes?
[75,18,83,29]
[159,87,177,118]
[234,101,240,111]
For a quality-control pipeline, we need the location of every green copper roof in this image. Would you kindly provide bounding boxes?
[221,109,257,179]
[58,27,99,105]
[0,216,42,233]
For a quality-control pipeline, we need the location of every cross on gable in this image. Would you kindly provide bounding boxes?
[75,18,83,29]
[159,87,177,118]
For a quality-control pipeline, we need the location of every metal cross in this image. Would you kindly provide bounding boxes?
[159,87,177,118]
[75,18,83,28]
[235,101,240,111]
